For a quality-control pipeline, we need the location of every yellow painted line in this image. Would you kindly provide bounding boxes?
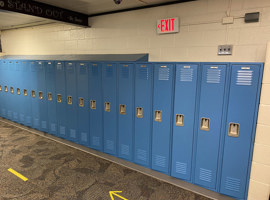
[8,168,28,181]
[109,191,128,200]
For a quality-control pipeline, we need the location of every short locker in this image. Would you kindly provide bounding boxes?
[134,63,153,168]
[118,63,134,161]
[22,61,32,127]
[89,63,103,151]
[7,61,15,120]
[65,62,78,142]
[194,64,228,189]
[45,61,57,135]
[102,63,118,155]
[37,61,48,132]
[171,63,199,181]
[77,62,90,146]
[30,61,40,130]
[220,64,263,199]
[152,63,175,175]
[55,62,67,138]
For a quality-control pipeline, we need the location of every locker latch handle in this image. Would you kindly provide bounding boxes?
[200,118,210,131]
[91,100,96,110]
[68,96,72,105]
[0,85,2,92]
[17,88,20,95]
[155,110,162,122]
[228,123,240,137]
[176,114,184,126]
[10,87,14,94]
[105,102,111,112]
[24,89,27,96]
[136,107,143,118]
[48,93,52,101]
[4,86,7,92]
[120,104,126,115]
[79,98,84,107]
[39,91,43,100]
[32,90,35,98]
[57,94,62,103]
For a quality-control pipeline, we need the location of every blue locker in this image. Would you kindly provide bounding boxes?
[76,62,90,146]
[12,61,20,122]
[220,64,262,199]
[171,63,199,181]
[1,60,8,118]
[194,64,228,189]
[7,61,15,121]
[22,61,32,127]
[0,61,4,117]
[118,63,134,161]
[134,63,153,167]
[45,61,57,135]
[55,62,67,138]
[152,63,175,174]
[102,63,118,155]
[16,61,25,124]
[30,61,41,130]
[36,61,48,132]
[89,63,103,151]
[65,61,78,143]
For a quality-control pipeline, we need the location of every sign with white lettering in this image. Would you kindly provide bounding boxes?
[157,17,179,34]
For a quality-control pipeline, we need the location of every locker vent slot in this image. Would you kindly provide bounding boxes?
[106,140,114,151]
[120,144,130,156]
[92,136,100,147]
[225,177,241,192]
[91,66,98,76]
[60,126,66,135]
[199,168,212,183]
[138,67,149,80]
[176,162,187,175]
[159,68,170,81]
[41,121,47,129]
[34,118,39,127]
[51,124,56,132]
[26,116,31,124]
[137,149,147,162]
[81,132,87,142]
[80,65,87,74]
[19,114,24,122]
[180,68,193,82]
[70,129,76,139]
[106,67,113,77]
[236,70,253,86]
[206,69,221,84]
[154,155,166,168]
[57,63,63,70]
[121,67,129,78]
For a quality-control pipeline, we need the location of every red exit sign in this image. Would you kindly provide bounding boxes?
[157,17,179,34]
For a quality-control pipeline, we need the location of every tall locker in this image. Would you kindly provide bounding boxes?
[171,63,199,181]
[13,61,20,122]
[194,64,228,189]
[77,62,90,146]
[220,64,262,199]
[102,63,118,155]
[0,61,4,117]
[23,61,32,127]
[55,62,67,139]
[118,63,134,161]
[89,63,103,151]
[152,63,175,175]
[36,61,48,132]
[45,61,57,135]
[1,61,8,118]
[65,62,78,143]
[30,61,40,130]
[7,61,15,120]
[134,63,153,168]
[17,61,26,124]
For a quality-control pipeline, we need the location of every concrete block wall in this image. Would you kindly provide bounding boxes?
[1,0,270,199]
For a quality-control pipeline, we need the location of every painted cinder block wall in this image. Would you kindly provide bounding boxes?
[1,0,270,199]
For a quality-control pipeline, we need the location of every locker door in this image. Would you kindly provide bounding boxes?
[7,61,15,120]
[194,64,228,189]
[18,61,26,124]
[171,63,199,181]
[118,63,134,161]
[1,61,8,118]
[66,62,78,143]
[37,61,48,132]
[134,63,153,168]
[23,61,32,127]
[102,63,118,155]
[220,64,262,199]
[77,62,90,146]
[30,61,40,130]
[152,63,175,175]
[55,62,67,138]
[0,61,3,117]
[89,63,103,151]
[13,61,20,122]
[45,61,57,135]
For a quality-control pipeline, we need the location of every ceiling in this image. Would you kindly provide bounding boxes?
[0,0,192,30]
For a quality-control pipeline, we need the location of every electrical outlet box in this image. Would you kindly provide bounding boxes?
[218,45,233,55]
[222,17,234,24]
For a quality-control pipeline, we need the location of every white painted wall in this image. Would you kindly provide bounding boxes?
[1,0,270,199]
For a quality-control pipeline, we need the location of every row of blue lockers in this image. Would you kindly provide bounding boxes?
[0,60,263,200]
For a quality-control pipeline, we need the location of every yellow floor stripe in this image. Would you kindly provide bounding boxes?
[8,168,28,181]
